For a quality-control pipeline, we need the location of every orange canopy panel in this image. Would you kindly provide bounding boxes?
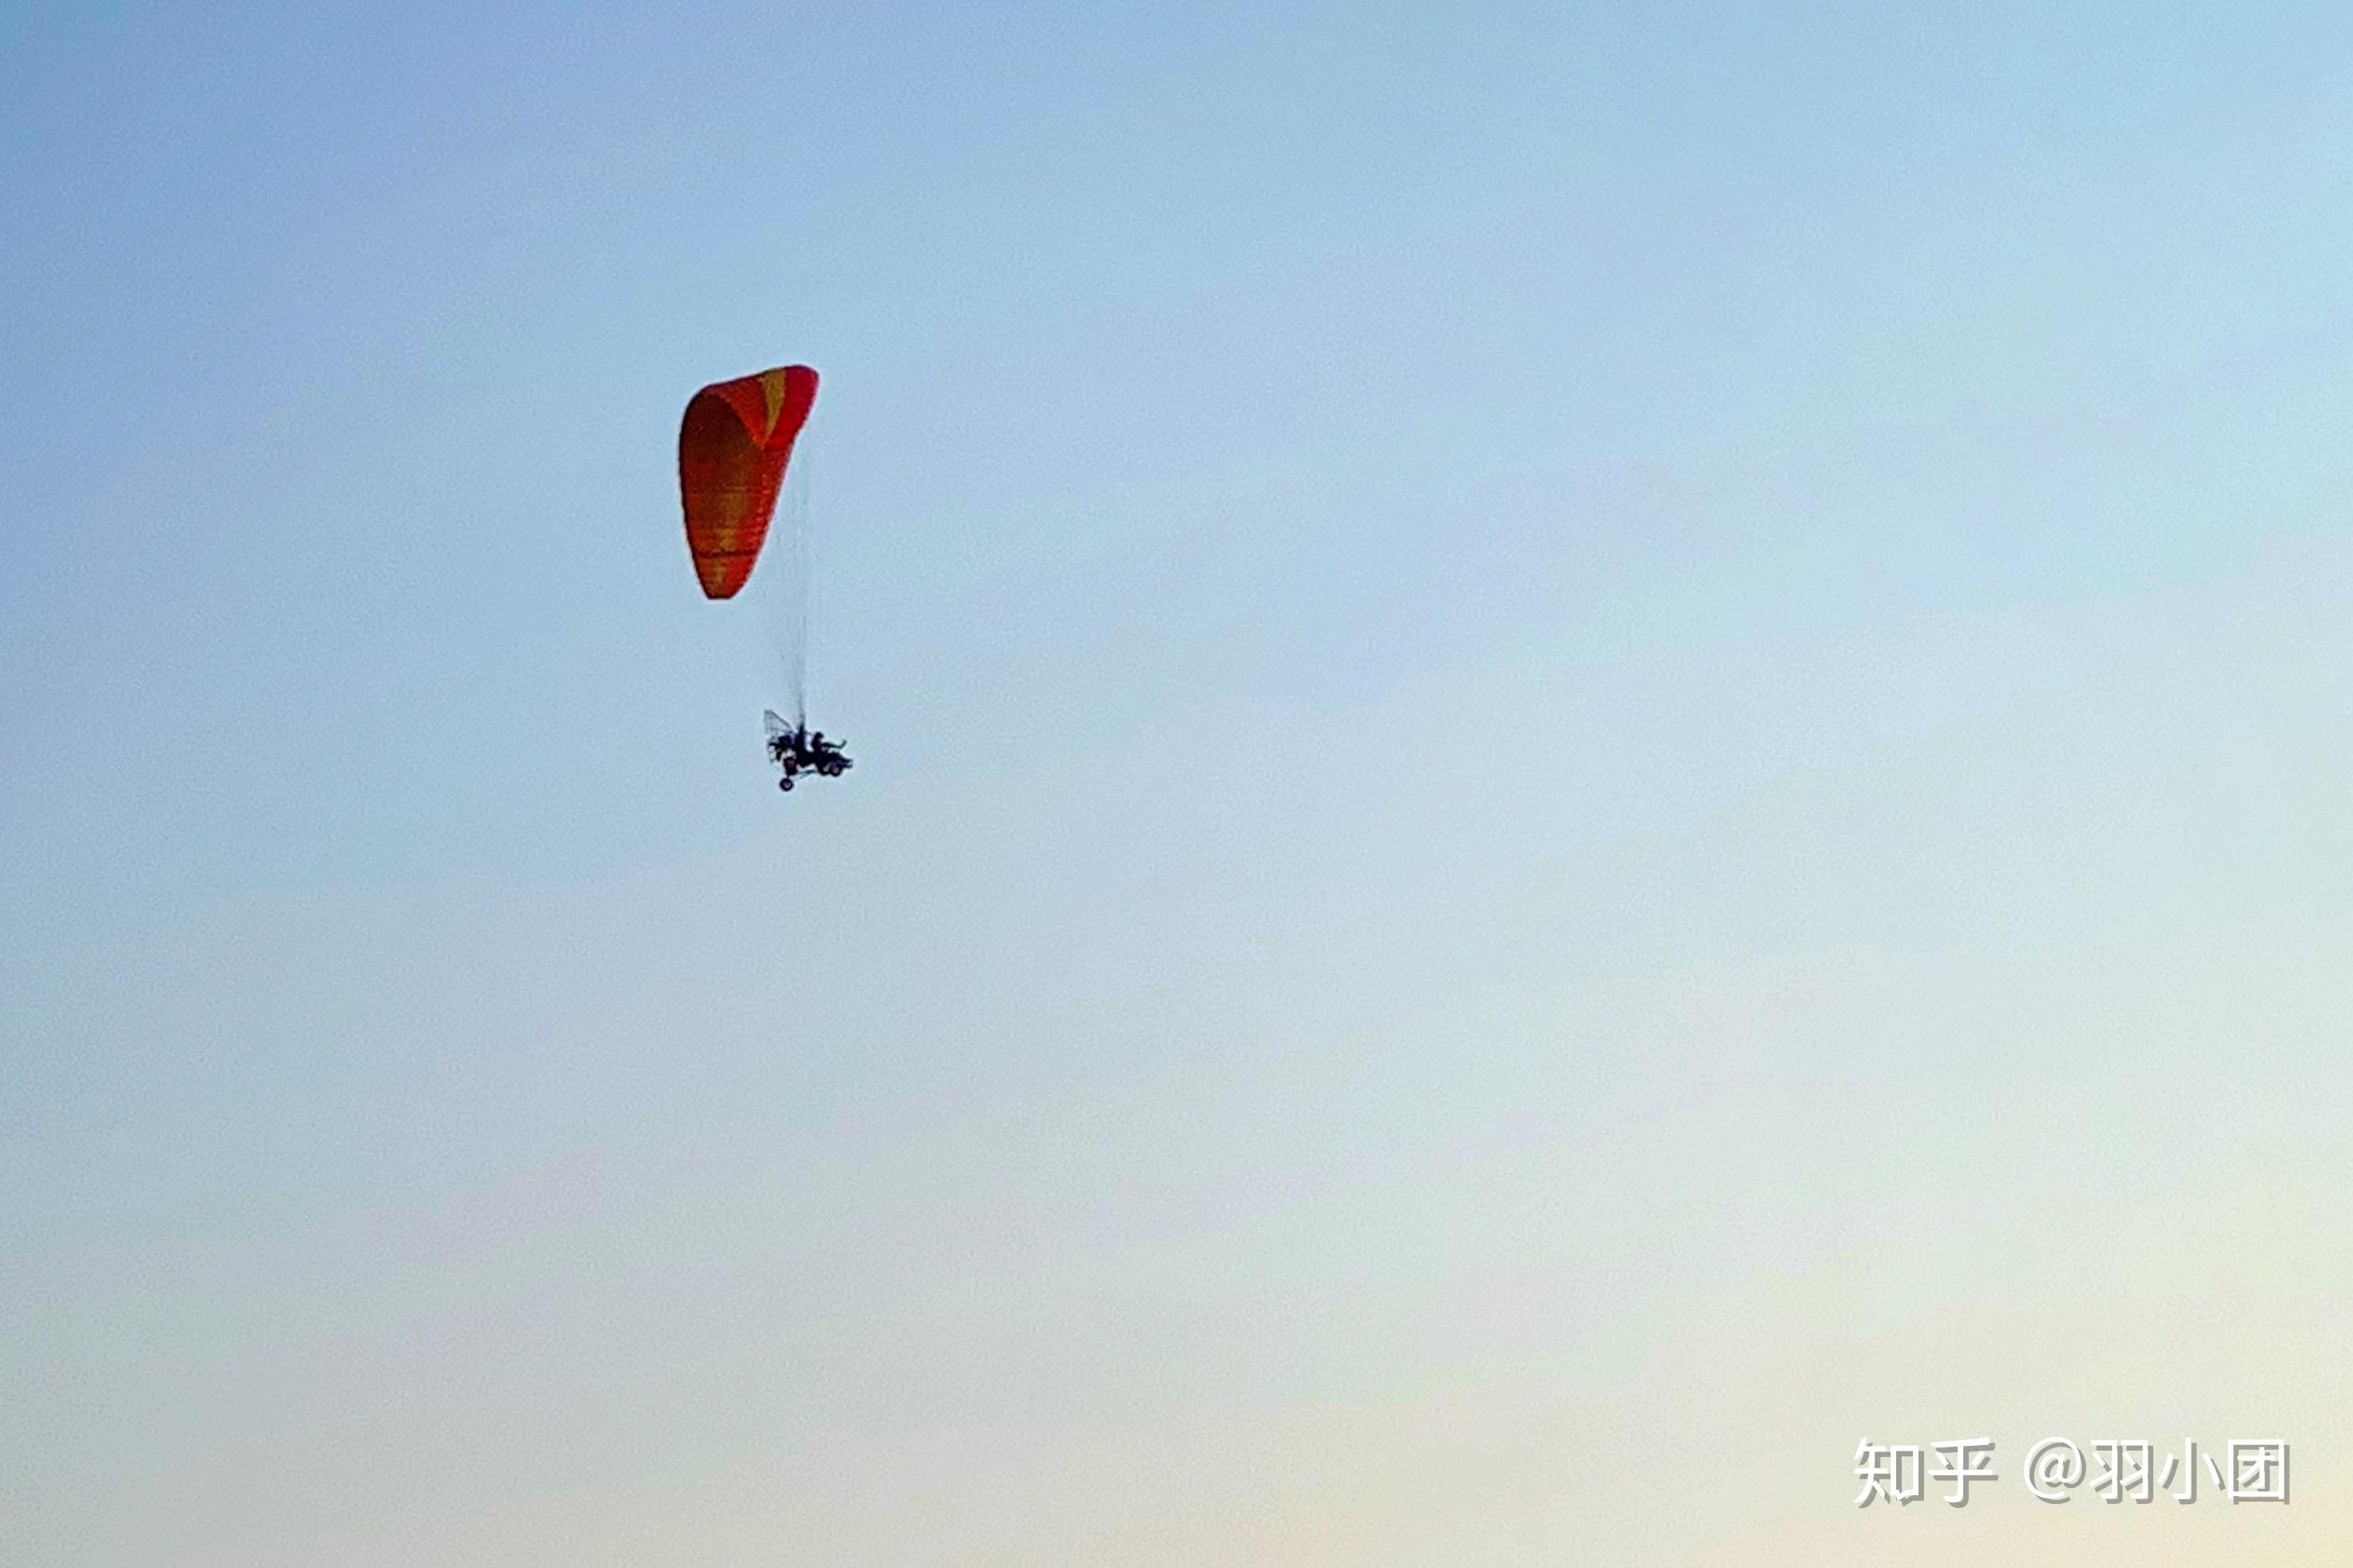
[677,364,819,599]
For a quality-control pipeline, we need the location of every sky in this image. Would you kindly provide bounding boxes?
[4,2,2351,1562]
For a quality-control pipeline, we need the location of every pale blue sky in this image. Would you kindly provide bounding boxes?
[5,4,2351,1563]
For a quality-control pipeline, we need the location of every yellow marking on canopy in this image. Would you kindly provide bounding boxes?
[757,368,789,439]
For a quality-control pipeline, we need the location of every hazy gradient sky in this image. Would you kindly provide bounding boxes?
[5,2,2351,1563]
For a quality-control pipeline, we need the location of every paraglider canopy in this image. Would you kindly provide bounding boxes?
[677,364,819,599]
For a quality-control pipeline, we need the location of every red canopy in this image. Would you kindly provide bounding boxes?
[677,364,819,600]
